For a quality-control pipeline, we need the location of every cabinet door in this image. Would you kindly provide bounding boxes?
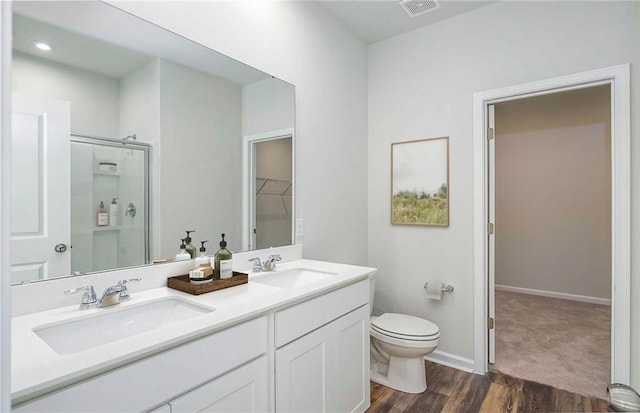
[334,305,370,413]
[275,322,336,413]
[170,356,268,413]
[275,305,370,413]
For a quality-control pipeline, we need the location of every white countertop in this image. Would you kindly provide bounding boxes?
[12,259,376,404]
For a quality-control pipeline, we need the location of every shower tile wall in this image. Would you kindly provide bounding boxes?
[70,142,146,274]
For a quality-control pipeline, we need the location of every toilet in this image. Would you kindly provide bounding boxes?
[369,274,440,394]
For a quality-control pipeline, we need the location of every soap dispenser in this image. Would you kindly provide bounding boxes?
[175,239,191,262]
[195,241,210,267]
[214,233,233,279]
[109,198,119,227]
[96,201,108,227]
[184,230,196,258]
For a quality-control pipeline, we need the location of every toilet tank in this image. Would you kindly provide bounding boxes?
[369,272,376,316]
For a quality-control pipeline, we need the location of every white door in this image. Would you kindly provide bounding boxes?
[275,305,369,413]
[276,321,335,413]
[11,92,71,283]
[487,104,496,364]
[170,356,268,413]
[334,306,369,413]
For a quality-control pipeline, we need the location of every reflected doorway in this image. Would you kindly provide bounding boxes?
[246,131,293,250]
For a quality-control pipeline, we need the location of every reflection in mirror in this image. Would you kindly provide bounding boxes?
[10,2,295,285]
[70,135,150,275]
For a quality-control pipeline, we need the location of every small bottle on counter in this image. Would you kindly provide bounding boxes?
[195,241,210,267]
[214,233,233,280]
[175,239,191,262]
[184,230,196,258]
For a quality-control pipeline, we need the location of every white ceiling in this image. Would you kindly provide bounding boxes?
[13,14,155,79]
[12,1,496,82]
[316,0,496,44]
[12,1,271,85]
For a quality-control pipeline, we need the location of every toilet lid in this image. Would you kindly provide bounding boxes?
[371,313,439,338]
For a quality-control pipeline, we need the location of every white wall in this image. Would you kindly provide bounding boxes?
[495,86,611,300]
[110,1,369,266]
[158,59,243,258]
[119,59,159,262]
[242,77,294,137]
[69,142,94,273]
[368,0,639,383]
[119,60,159,147]
[12,51,119,138]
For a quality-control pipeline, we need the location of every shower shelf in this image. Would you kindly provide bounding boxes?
[93,171,120,176]
[94,226,121,232]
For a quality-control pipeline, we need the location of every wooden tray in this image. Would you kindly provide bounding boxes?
[167,271,248,295]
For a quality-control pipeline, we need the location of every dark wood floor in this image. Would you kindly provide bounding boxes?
[367,361,611,413]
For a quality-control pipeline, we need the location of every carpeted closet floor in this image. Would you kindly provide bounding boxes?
[492,289,610,399]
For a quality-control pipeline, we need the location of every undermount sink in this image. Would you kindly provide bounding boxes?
[34,297,214,355]
[250,268,336,289]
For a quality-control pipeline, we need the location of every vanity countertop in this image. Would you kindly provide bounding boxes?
[11,259,376,404]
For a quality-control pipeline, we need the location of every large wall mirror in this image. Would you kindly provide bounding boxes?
[10,1,295,285]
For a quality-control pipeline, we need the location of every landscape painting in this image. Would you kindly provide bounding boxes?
[391,137,449,226]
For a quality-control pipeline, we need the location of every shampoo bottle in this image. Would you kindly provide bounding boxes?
[96,201,108,227]
[109,198,119,227]
[214,233,233,279]
[175,239,191,261]
[195,241,210,267]
[184,230,196,258]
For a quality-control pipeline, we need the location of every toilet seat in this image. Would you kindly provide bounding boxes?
[371,313,439,342]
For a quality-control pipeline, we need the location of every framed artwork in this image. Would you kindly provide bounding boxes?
[391,136,449,226]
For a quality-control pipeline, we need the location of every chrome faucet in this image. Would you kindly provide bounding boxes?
[248,254,282,272]
[64,284,97,310]
[65,278,141,309]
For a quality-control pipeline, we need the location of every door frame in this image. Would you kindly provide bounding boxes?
[472,64,631,383]
[241,128,295,251]
[0,2,11,411]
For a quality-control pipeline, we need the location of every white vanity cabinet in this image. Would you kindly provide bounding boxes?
[13,275,372,413]
[169,356,268,413]
[274,280,370,413]
[13,316,268,413]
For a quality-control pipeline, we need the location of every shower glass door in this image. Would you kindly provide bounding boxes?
[70,134,149,274]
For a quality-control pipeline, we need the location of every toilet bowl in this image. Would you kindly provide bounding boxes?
[369,275,440,394]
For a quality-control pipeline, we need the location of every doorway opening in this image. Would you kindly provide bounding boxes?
[490,86,611,398]
[472,64,631,391]
[242,129,294,251]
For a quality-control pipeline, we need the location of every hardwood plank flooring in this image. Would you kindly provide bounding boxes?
[367,361,612,413]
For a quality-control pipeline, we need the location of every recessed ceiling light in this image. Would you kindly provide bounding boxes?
[32,41,53,51]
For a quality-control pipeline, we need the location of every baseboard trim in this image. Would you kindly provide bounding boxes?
[424,350,475,373]
[495,284,611,306]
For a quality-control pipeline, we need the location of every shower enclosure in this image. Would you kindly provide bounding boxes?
[70,134,149,274]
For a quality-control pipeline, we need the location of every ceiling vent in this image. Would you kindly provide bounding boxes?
[398,0,441,18]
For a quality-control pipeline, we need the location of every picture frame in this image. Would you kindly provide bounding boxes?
[391,136,449,226]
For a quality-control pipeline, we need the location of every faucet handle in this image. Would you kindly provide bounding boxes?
[64,284,97,308]
[268,254,282,262]
[248,257,263,272]
[117,278,141,300]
